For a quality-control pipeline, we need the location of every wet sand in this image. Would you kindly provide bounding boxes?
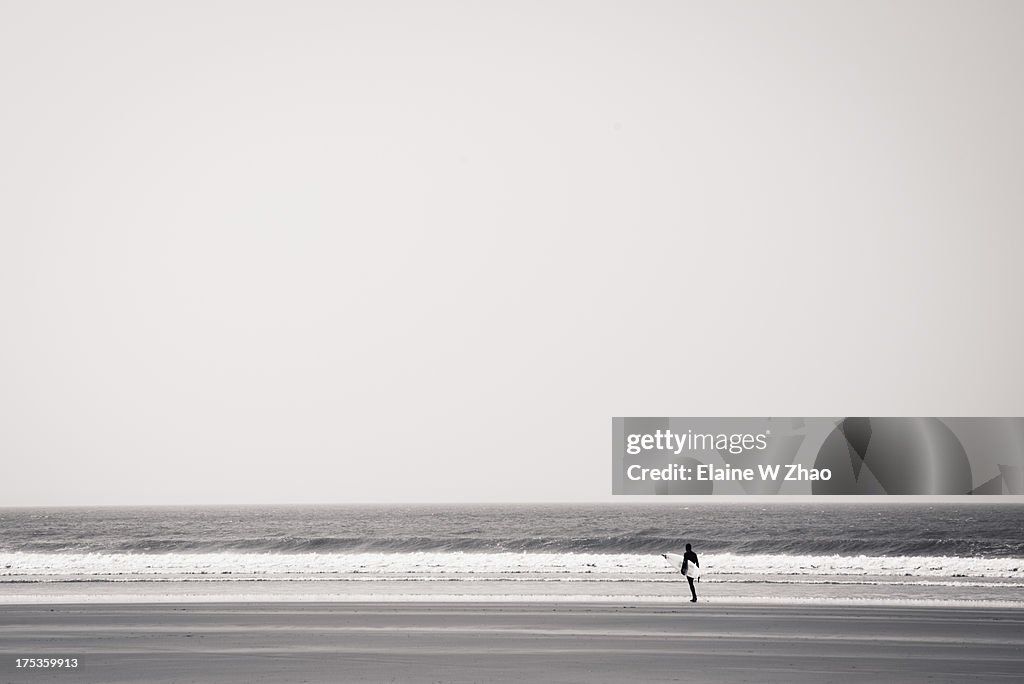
[1,601,1022,683]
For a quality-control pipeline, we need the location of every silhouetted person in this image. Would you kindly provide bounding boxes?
[682,543,699,602]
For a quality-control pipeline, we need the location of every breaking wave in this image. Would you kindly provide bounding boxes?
[2,551,1021,582]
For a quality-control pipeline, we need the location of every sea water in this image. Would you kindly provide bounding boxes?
[1,504,1021,605]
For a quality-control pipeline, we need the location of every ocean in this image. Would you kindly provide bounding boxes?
[1,504,1021,606]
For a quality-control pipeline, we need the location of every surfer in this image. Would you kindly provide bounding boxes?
[682,543,699,602]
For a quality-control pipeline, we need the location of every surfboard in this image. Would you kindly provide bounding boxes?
[662,552,701,579]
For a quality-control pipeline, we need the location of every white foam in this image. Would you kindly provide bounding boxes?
[1,551,1020,580]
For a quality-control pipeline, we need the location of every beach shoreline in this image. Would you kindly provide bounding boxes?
[3,572,1022,608]
[1,600,1022,683]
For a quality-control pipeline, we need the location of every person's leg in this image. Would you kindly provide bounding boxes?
[687,577,697,602]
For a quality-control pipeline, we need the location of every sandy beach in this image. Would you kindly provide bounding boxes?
[1,601,1021,683]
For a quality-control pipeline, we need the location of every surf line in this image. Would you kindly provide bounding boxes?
[626,463,831,481]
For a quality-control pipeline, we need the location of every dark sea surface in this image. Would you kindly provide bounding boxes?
[1,503,1021,557]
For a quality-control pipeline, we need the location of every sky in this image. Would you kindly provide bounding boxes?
[1,1,1023,505]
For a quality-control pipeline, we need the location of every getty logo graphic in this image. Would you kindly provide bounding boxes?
[812,417,1022,495]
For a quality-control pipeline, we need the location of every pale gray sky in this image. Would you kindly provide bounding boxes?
[1,1,1022,505]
